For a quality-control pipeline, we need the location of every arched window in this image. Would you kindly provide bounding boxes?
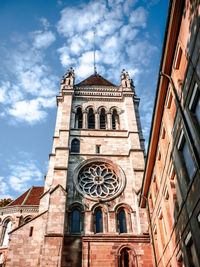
[71,209,80,233]
[100,108,106,129]
[118,209,127,233]
[94,208,103,233]
[120,248,134,267]
[71,139,80,153]
[75,107,83,129]
[1,220,12,246]
[88,108,95,129]
[112,109,120,130]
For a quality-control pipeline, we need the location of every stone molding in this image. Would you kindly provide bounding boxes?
[82,234,150,243]
[0,205,39,215]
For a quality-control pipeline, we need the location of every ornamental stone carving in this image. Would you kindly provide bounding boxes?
[73,158,126,201]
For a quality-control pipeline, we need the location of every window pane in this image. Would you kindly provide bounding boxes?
[195,96,200,126]
[71,139,80,153]
[72,209,80,233]
[183,141,195,180]
[119,210,127,233]
[96,210,103,233]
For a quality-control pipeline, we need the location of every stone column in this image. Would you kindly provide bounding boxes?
[83,112,87,128]
[95,112,99,129]
[71,112,76,128]
[107,112,112,129]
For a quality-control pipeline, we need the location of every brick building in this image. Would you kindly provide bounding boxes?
[140,0,200,266]
[0,68,153,266]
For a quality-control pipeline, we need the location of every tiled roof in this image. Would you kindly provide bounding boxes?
[9,186,44,206]
[76,73,116,86]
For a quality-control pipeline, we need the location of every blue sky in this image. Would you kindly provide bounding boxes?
[0,0,169,200]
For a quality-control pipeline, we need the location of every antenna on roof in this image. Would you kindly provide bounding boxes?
[93,30,97,76]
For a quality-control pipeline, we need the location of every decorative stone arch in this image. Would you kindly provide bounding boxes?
[84,105,96,113]
[67,202,85,234]
[23,215,33,224]
[97,105,108,114]
[0,216,13,246]
[73,157,126,202]
[91,203,108,233]
[116,245,138,267]
[114,203,134,233]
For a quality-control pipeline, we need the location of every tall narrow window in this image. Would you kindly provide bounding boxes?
[177,131,195,180]
[100,108,106,129]
[71,138,80,153]
[72,209,80,233]
[2,220,12,246]
[75,107,83,129]
[88,108,95,129]
[95,209,103,233]
[118,209,127,233]
[174,43,182,69]
[189,83,200,126]
[112,109,119,130]
[120,248,131,267]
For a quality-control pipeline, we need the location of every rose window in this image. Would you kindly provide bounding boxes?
[78,163,120,199]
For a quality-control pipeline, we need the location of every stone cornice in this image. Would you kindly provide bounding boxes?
[0,205,39,215]
[81,234,150,243]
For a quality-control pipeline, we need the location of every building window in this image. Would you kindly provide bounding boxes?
[161,125,166,139]
[185,231,198,267]
[153,175,158,195]
[94,208,103,233]
[1,219,12,246]
[112,109,120,130]
[100,108,106,129]
[166,89,173,109]
[118,209,127,233]
[177,130,195,181]
[174,43,182,69]
[88,108,95,129]
[119,248,131,267]
[71,209,80,233]
[96,145,100,154]
[189,82,200,126]
[75,107,83,129]
[71,138,80,153]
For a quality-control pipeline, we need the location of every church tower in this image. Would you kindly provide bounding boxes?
[4,68,153,267]
[41,68,153,266]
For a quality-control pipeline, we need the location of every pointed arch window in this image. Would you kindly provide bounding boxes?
[1,219,12,246]
[71,209,81,233]
[100,108,106,129]
[118,209,127,233]
[88,108,95,129]
[71,138,80,153]
[112,109,120,130]
[94,208,103,233]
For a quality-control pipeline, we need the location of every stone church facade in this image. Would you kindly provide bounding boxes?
[0,69,153,266]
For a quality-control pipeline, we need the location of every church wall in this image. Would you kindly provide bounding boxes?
[5,212,47,267]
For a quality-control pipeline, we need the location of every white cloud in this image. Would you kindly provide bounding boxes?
[40,18,50,30]
[8,99,47,123]
[8,159,43,192]
[129,7,148,28]
[32,31,56,49]
[126,41,157,66]
[0,82,10,102]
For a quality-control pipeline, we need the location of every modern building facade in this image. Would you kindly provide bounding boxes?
[0,69,153,267]
[140,0,200,266]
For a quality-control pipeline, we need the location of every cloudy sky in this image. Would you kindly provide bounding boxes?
[0,0,169,200]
